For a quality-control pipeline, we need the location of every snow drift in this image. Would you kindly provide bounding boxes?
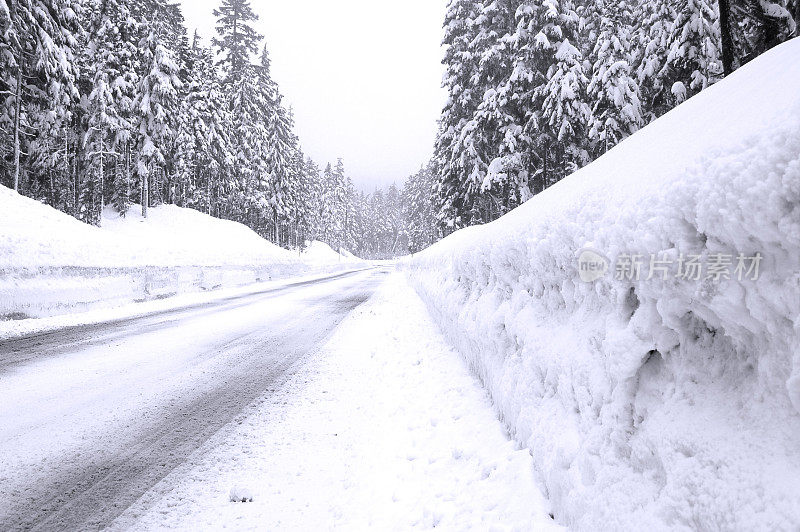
[301,240,363,265]
[0,190,298,269]
[404,39,800,530]
[0,190,357,319]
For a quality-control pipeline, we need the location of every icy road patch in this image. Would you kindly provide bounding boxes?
[111,272,561,530]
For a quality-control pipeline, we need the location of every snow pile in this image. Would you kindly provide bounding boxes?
[0,190,297,269]
[0,192,365,319]
[228,486,253,503]
[403,39,800,530]
[101,204,298,267]
[301,240,363,264]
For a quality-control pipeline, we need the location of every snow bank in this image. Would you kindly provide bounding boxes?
[0,191,296,268]
[403,39,800,530]
[301,240,363,265]
[101,203,299,267]
[111,272,561,530]
[0,191,358,319]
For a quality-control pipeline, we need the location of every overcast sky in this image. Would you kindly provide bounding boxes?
[177,0,448,191]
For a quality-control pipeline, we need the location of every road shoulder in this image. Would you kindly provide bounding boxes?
[112,271,560,530]
[0,267,372,341]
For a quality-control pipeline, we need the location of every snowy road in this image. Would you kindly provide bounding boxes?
[0,268,385,531]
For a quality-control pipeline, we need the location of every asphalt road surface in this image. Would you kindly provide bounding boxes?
[0,267,386,531]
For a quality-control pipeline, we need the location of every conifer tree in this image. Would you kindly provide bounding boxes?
[586,0,643,153]
[663,0,721,104]
[0,0,78,192]
[537,0,591,183]
[135,36,181,218]
[633,0,676,119]
[460,0,525,224]
[83,70,119,224]
[433,0,482,233]
[213,0,262,82]
[402,163,439,254]
[177,35,231,216]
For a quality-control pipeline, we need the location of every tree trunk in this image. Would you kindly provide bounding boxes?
[12,68,22,191]
[718,0,736,75]
[141,167,149,219]
[48,168,54,206]
[63,131,70,212]
[99,139,105,225]
[542,144,549,194]
[206,169,212,215]
[125,143,131,205]
[73,143,79,217]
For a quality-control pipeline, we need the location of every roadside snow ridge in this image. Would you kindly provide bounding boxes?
[405,38,800,530]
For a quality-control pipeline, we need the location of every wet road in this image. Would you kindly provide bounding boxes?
[0,268,386,531]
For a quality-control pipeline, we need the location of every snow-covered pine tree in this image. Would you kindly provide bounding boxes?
[181,36,232,217]
[0,0,78,193]
[83,70,120,225]
[368,187,386,257]
[505,0,549,194]
[535,0,591,185]
[319,162,335,245]
[348,189,369,256]
[313,158,353,252]
[213,1,275,230]
[91,0,142,216]
[332,158,348,252]
[223,61,271,227]
[383,183,402,256]
[715,0,795,76]
[402,163,438,254]
[81,0,143,221]
[12,0,79,218]
[266,106,295,245]
[460,0,526,224]
[300,156,323,244]
[177,33,208,211]
[213,0,262,84]
[135,27,181,218]
[342,175,358,253]
[280,146,309,249]
[171,92,194,208]
[633,0,675,119]
[586,0,642,154]
[662,0,721,106]
[433,0,482,234]
[259,45,299,244]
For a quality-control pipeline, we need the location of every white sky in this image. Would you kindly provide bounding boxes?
[177,0,448,191]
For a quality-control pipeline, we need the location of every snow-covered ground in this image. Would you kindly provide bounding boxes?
[107,272,561,531]
[403,39,800,529]
[0,190,296,269]
[0,188,364,320]
[301,239,364,265]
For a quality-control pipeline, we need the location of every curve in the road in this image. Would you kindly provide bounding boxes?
[0,268,387,531]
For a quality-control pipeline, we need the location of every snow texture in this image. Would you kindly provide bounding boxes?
[109,273,562,531]
[0,188,362,319]
[301,240,363,265]
[403,39,800,530]
[0,189,295,269]
[228,486,253,503]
